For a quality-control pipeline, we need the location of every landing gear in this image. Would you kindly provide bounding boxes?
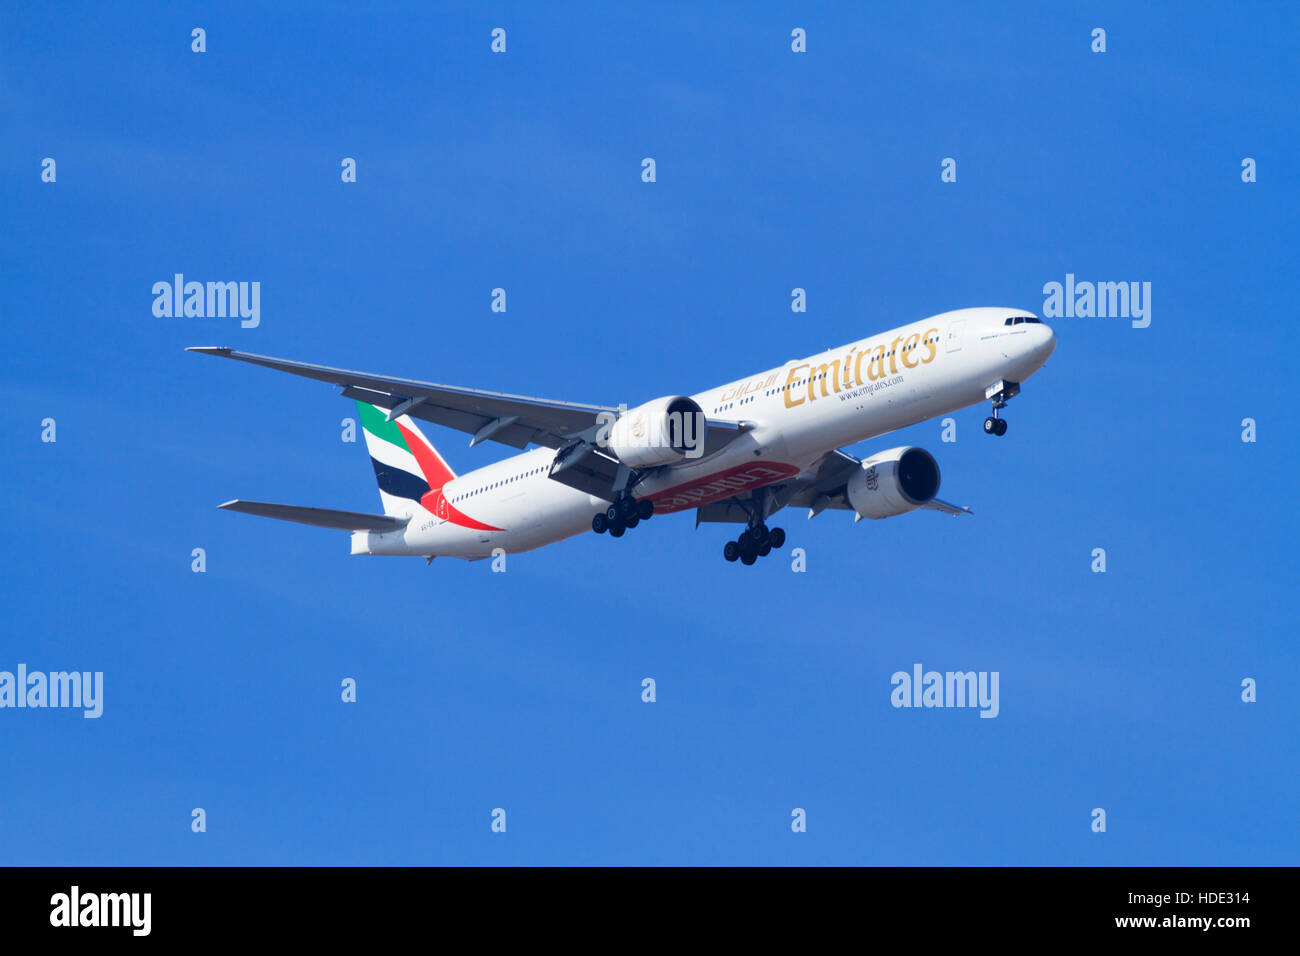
[983,416,1007,436]
[724,523,785,566]
[983,380,1019,437]
[593,494,653,537]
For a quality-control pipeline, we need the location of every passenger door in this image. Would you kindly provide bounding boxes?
[945,319,965,353]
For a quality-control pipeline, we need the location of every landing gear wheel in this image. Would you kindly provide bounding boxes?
[592,513,608,534]
[768,527,786,549]
[758,542,772,558]
[606,504,620,522]
[738,529,753,550]
[619,497,638,520]
[637,499,654,521]
[608,520,626,538]
[723,541,740,562]
[625,515,640,529]
[984,382,1018,436]
[740,547,757,566]
[751,525,770,547]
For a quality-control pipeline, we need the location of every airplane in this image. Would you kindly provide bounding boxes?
[189,306,1055,566]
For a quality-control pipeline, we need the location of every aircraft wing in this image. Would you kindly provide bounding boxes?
[696,449,971,524]
[920,498,973,517]
[785,450,972,517]
[695,451,859,525]
[188,347,618,450]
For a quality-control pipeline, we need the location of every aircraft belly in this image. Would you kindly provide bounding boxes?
[640,435,805,515]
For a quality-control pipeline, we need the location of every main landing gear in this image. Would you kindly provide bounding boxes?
[983,380,1020,437]
[723,523,786,566]
[591,493,654,537]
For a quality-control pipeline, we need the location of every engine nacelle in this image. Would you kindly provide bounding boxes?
[605,396,706,468]
[845,446,941,519]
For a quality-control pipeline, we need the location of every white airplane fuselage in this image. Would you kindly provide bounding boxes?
[353,307,1056,560]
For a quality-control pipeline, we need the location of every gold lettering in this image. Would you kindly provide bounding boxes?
[887,337,905,375]
[921,327,939,364]
[867,346,886,381]
[901,332,921,368]
[783,364,808,408]
[808,360,840,402]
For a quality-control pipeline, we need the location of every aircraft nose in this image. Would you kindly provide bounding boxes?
[1034,323,1056,362]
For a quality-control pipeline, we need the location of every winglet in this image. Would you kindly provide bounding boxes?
[187,346,232,355]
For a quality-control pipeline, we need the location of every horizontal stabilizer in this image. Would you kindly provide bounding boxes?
[218,500,409,532]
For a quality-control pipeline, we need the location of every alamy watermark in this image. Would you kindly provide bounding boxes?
[1042,273,1150,328]
[595,402,706,460]
[0,665,103,718]
[890,663,999,718]
[50,886,150,936]
[152,274,260,328]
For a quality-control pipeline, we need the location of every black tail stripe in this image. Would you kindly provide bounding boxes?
[371,458,430,501]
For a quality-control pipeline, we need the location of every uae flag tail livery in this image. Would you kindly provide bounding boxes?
[356,401,455,517]
[210,402,455,534]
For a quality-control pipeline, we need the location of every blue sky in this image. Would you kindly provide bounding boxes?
[1,1,1295,865]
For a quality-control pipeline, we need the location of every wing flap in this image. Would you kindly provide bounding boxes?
[694,500,755,524]
[546,442,622,500]
[218,500,410,532]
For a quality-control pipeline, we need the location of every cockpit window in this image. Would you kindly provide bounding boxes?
[1004,316,1040,326]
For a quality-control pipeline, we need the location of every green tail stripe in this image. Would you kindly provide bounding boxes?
[356,400,410,450]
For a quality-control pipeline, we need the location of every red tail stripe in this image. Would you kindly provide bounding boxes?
[395,420,455,490]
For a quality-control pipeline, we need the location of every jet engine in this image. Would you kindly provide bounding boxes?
[605,396,707,468]
[845,446,942,519]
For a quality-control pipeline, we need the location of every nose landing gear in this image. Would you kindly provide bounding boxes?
[983,380,1019,437]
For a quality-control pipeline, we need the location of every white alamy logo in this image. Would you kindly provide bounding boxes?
[0,665,102,718]
[891,663,999,718]
[1042,273,1151,328]
[152,274,260,328]
[50,886,151,936]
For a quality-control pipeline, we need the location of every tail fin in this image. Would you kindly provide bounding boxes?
[356,401,456,516]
